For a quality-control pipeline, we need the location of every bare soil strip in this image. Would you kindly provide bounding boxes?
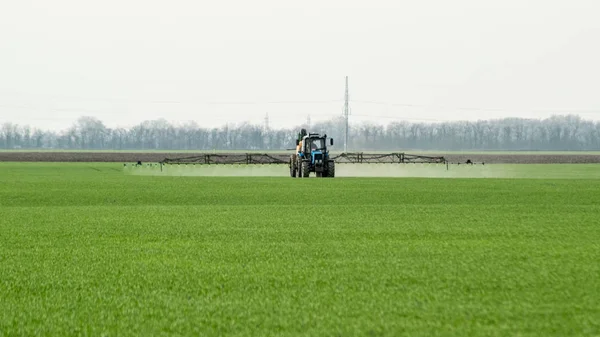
[1,151,600,164]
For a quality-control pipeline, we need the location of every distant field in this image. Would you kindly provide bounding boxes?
[1,162,599,336]
[2,148,600,155]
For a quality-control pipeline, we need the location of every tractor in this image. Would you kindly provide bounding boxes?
[289,129,335,178]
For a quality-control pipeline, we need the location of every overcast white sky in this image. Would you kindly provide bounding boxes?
[1,0,599,131]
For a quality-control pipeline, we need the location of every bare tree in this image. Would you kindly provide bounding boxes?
[1,114,598,151]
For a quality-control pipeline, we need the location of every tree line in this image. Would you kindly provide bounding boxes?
[1,114,599,151]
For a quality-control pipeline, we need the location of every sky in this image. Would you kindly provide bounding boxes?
[1,0,599,131]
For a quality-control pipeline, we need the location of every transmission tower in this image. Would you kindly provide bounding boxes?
[264,112,269,133]
[344,76,349,152]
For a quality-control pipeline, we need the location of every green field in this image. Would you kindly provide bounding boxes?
[1,163,599,336]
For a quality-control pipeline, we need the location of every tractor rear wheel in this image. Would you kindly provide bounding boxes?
[289,156,296,177]
[301,160,310,178]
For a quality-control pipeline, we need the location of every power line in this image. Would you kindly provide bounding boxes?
[198,100,341,105]
[351,100,600,114]
[2,94,599,115]
[349,114,449,122]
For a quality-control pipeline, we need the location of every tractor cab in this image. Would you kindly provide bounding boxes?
[298,133,333,157]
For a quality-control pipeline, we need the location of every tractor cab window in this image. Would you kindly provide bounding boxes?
[309,138,325,151]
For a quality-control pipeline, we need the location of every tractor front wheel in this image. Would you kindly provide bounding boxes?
[326,161,335,178]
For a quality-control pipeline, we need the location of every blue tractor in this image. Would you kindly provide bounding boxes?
[289,129,335,178]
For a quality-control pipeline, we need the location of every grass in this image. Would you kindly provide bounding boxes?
[128,162,600,179]
[1,163,599,336]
